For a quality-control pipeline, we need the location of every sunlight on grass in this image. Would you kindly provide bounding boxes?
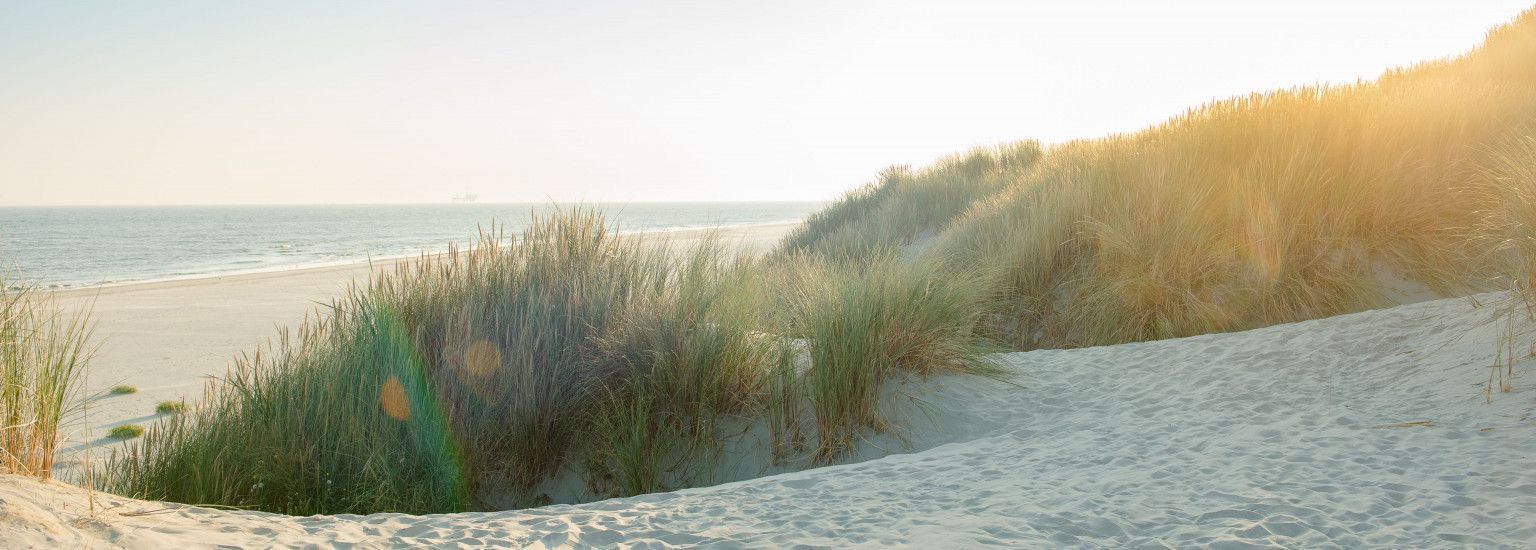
[789,9,1536,349]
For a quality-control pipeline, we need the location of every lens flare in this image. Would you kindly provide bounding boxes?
[380,376,410,421]
[462,339,501,379]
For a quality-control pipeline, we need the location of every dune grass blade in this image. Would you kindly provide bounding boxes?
[0,282,92,479]
[1468,134,1536,399]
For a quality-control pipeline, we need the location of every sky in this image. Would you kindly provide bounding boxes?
[1,1,1531,206]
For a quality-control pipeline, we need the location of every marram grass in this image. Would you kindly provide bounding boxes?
[0,281,92,480]
[779,141,1043,263]
[788,8,1536,349]
[104,210,998,514]
[779,255,1002,461]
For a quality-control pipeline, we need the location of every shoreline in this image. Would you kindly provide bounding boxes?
[45,220,801,297]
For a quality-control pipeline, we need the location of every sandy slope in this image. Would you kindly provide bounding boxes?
[43,222,798,474]
[4,293,1532,547]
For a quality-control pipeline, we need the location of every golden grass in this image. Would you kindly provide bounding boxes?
[779,141,1043,262]
[791,8,1536,349]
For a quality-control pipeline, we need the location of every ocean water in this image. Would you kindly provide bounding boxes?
[0,202,822,289]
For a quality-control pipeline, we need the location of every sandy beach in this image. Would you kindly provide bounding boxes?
[5,292,1532,547]
[45,222,799,470]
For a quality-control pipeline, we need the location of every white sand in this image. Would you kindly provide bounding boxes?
[43,222,799,473]
[4,292,1533,547]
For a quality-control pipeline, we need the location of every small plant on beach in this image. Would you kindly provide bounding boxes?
[110,385,137,395]
[155,400,188,414]
[109,424,144,440]
[0,281,93,480]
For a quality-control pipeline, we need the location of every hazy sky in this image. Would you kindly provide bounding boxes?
[1,1,1530,206]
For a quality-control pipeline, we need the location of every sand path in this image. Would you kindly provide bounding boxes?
[4,292,1533,547]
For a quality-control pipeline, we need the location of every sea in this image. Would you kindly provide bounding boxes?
[0,202,823,289]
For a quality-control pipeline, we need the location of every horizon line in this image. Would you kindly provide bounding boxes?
[0,199,832,208]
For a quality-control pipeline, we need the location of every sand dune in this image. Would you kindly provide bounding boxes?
[4,292,1532,547]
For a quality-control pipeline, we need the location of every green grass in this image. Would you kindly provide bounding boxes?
[154,400,188,414]
[108,424,144,440]
[0,281,93,479]
[104,211,995,514]
[109,385,137,395]
[781,255,1001,460]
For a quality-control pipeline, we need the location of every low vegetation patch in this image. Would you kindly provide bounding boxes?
[109,385,136,395]
[155,400,188,414]
[109,424,144,440]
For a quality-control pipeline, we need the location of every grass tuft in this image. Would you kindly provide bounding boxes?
[154,400,188,414]
[109,385,136,395]
[108,424,144,440]
[0,281,92,479]
[781,255,1000,460]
